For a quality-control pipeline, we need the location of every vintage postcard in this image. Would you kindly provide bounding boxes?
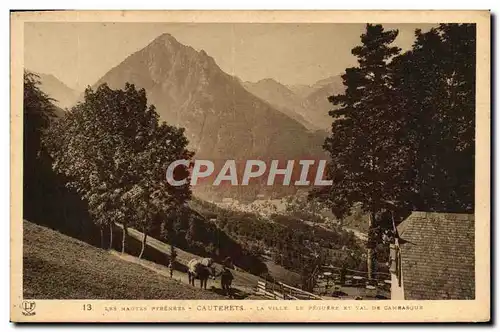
[10,10,490,323]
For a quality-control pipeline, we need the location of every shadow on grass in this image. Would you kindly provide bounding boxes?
[331,290,349,297]
[209,286,249,299]
[108,225,188,273]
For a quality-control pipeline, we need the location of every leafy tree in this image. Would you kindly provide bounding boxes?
[24,71,56,155]
[45,83,193,255]
[24,71,98,244]
[315,24,401,279]
[23,71,57,219]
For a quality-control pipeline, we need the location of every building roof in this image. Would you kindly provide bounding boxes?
[397,211,475,300]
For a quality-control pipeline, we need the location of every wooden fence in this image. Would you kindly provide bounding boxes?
[256,280,322,300]
[320,265,391,281]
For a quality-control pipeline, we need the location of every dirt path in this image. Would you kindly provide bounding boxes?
[111,251,192,285]
[110,243,259,299]
[110,251,245,297]
[117,224,263,293]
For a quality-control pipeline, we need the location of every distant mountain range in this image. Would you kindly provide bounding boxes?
[244,75,345,131]
[287,84,316,100]
[242,78,315,130]
[299,75,345,130]
[31,33,346,200]
[33,72,79,110]
[92,34,326,162]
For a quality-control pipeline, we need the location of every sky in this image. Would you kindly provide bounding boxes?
[24,22,435,91]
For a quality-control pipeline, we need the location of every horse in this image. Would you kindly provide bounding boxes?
[187,258,216,290]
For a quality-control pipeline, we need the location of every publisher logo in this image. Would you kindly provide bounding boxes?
[21,301,36,316]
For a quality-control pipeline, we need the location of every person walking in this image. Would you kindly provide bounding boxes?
[168,261,174,278]
[169,245,178,279]
[220,266,234,298]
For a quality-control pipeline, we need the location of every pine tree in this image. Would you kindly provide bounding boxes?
[315,23,476,279]
[391,24,475,213]
[316,24,401,279]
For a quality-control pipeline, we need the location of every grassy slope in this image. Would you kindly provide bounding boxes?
[263,257,301,286]
[121,224,262,293]
[23,220,223,299]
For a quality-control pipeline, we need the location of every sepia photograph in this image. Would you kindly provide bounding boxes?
[10,10,490,323]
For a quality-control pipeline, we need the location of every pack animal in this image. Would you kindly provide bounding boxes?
[187,258,216,290]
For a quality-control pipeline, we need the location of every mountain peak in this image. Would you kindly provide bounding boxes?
[155,32,178,43]
[146,33,215,64]
[148,33,184,51]
[90,36,327,201]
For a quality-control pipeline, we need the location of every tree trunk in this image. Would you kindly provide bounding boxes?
[100,228,104,249]
[367,249,374,280]
[139,230,147,259]
[121,225,128,254]
[108,223,113,250]
[367,212,376,280]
